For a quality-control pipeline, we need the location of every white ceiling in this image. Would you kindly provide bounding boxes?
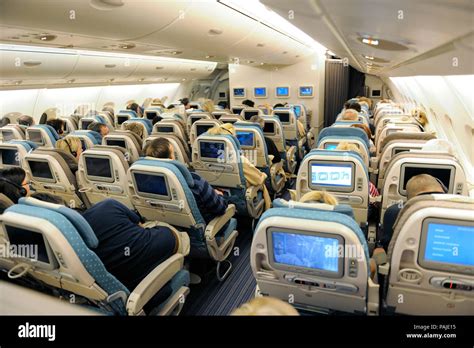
[262,0,474,76]
[0,0,314,66]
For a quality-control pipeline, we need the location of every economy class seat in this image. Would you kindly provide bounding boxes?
[0,140,38,170]
[24,148,88,209]
[77,146,133,209]
[127,158,238,280]
[152,120,189,148]
[191,133,266,219]
[380,150,468,223]
[189,119,221,146]
[271,108,306,161]
[250,204,378,315]
[0,124,26,142]
[144,134,191,166]
[0,197,190,316]
[26,125,60,148]
[240,107,263,121]
[382,194,474,315]
[295,149,370,227]
[102,130,142,163]
[234,122,286,194]
[262,116,297,174]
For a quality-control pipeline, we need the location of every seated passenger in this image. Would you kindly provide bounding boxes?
[381,174,445,250]
[207,123,271,210]
[152,115,163,125]
[46,118,66,137]
[55,136,82,173]
[242,99,255,108]
[350,123,376,154]
[0,167,31,203]
[17,115,35,127]
[347,102,362,113]
[123,122,145,140]
[273,102,287,109]
[144,138,229,223]
[232,297,299,316]
[127,102,143,117]
[102,106,115,117]
[335,142,379,197]
[180,97,191,110]
[249,115,282,164]
[341,109,359,121]
[299,190,338,205]
[88,122,110,138]
[412,108,435,135]
[201,99,215,114]
[80,199,188,313]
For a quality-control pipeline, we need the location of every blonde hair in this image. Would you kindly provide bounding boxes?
[336,142,361,154]
[207,123,236,136]
[202,99,215,113]
[56,136,82,157]
[411,108,428,126]
[358,97,372,108]
[406,174,444,200]
[300,191,338,205]
[123,122,145,139]
[342,109,359,121]
[351,123,372,139]
[231,297,299,316]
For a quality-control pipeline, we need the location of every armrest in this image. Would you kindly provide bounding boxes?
[245,185,262,201]
[205,204,235,240]
[367,277,380,316]
[288,189,297,201]
[270,161,283,176]
[141,221,190,256]
[369,195,382,204]
[126,253,185,316]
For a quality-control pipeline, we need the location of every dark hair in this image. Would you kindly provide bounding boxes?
[166,104,175,110]
[39,113,48,125]
[31,192,66,205]
[18,115,34,127]
[0,167,27,204]
[152,115,163,125]
[273,103,285,109]
[180,98,190,106]
[145,138,172,159]
[217,101,228,109]
[0,117,10,127]
[127,103,140,113]
[242,99,255,107]
[344,101,350,109]
[46,119,65,135]
[87,122,107,133]
[347,102,361,112]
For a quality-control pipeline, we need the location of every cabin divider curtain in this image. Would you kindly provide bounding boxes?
[324,59,349,128]
[348,66,366,99]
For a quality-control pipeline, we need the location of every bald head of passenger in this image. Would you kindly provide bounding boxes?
[406,174,445,200]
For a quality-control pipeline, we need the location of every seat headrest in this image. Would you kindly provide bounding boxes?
[8,140,38,151]
[0,193,14,208]
[18,197,99,248]
[273,198,355,219]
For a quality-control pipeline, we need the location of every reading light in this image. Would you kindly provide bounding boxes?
[362,38,379,46]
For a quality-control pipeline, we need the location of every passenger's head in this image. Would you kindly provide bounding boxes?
[55,136,82,160]
[145,137,175,160]
[351,123,372,139]
[46,118,66,135]
[358,97,372,108]
[88,122,109,136]
[202,99,215,113]
[343,101,350,109]
[17,115,35,127]
[102,106,114,117]
[123,122,145,139]
[347,102,361,112]
[342,109,359,121]
[231,297,299,316]
[412,108,428,126]
[30,192,66,205]
[207,123,236,137]
[249,115,265,129]
[152,115,163,125]
[336,141,361,155]
[0,167,30,203]
[127,102,142,117]
[273,103,286,109]
[406,174,445,200]
[217,101,228,109]
[180,98,190,109]
[299,191,338,205]
[242,99,255,108]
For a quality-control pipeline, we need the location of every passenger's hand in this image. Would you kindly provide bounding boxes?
[214,189,224,196]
